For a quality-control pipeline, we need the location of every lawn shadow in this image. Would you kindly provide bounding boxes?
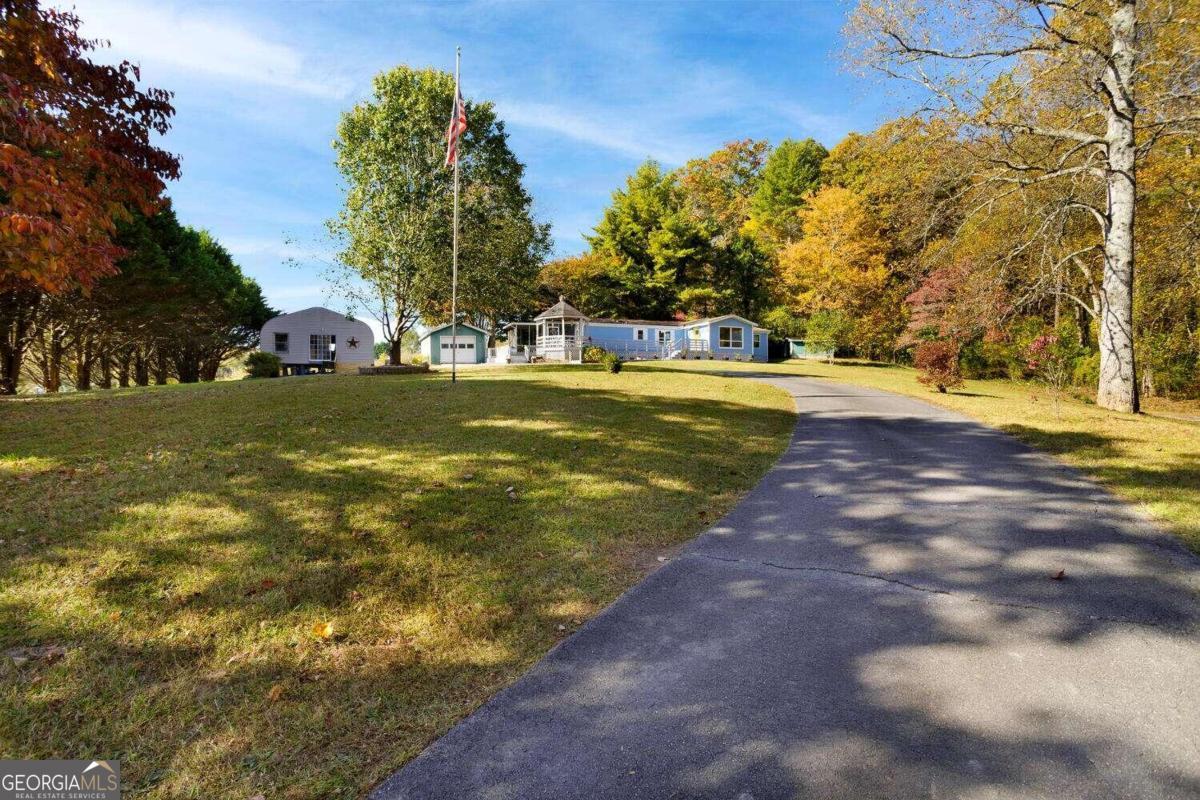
[0,371,796,796]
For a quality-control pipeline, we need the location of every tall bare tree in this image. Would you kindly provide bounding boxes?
[847,0,1200,412]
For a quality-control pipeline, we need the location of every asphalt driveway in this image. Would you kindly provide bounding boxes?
[372,375,1200,800]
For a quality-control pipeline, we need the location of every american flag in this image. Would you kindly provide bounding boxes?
[445,88,467,168]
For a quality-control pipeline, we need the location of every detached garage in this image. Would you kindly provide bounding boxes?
[419,322,489,365]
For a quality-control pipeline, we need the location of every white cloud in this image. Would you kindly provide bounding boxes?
[264,283,330,303]
[500,100,699,166]
[71,0,353,99]
[222,235,316,262]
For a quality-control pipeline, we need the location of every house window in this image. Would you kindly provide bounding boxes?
[718,326,743,348]
[274,332,289,353]
[310,334,333,361]
[657,330,671,345]
[754,333,762,348]
[635,328,646,341]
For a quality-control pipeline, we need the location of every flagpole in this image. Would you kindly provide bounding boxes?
[450,46,461,385]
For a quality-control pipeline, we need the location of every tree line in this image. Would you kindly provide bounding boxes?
[0,1,271,394]
[541,0,1200,407]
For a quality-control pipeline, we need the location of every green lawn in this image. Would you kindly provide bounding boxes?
[0,366,795,799]
[647,359,1200,553]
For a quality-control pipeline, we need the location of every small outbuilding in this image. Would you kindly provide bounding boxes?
[260,307,374,374]
[787,338,834,360]
[418,322,489,365]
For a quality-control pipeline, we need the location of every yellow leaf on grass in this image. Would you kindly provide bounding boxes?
[267,684,285,702]
[311,621,334,639]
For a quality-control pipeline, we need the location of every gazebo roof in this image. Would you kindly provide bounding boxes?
[535,296,588,321]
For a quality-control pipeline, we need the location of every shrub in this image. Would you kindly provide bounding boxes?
[582,345,607,363]
[1026,329,1085,413]
[914,339,963,393]
[600,351,622,373]
[246,351,282,378]
[1073,351,1100,387]
[410,354,426,365]
[804,310,850,363]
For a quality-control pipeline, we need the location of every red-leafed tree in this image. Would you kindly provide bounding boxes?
[0,0,178,393]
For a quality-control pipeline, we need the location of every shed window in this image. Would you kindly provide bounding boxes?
[635,328,646,341]
[274,332,289,353]
[754,333,762,348]
[718,326,743,348]
[657,330,671,344]
[310,334,333,361]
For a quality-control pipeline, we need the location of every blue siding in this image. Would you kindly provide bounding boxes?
[584,322,680,352]
[579,317,767,361]
[708,319,753,357]
[753,330,769,361]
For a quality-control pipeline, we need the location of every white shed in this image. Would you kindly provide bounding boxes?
[260,307,374,374]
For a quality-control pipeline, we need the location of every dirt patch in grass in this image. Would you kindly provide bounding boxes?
[0,366,794,798]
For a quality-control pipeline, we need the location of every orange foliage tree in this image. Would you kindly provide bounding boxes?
[1,0,179,293]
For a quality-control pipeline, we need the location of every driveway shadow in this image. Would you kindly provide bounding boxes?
[372,374,1200,800]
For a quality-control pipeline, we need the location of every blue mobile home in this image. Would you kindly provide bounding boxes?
[495,298,769,363]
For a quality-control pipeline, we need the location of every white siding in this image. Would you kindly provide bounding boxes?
[259,307,374,365]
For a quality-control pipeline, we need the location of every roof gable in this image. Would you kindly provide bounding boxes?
[535,296,588,320]
[418,321,489,341]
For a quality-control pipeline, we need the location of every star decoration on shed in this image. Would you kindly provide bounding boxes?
[347,337,359,349]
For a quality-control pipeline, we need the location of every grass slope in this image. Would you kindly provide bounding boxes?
[0,366,794,798]
[650,359,1200,553]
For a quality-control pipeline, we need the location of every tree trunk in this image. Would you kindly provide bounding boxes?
[117,348,131,388]
[200,355,221,382]
[1096,0,1140,414]
[389,338,404,365]
[74,336,92,392]
[134,348,150,386]
[44,328,64,393]
[152,350,169,385]
[0,291,38,395]
[97,345,113,389]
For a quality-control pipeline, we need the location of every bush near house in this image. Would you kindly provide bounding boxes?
[582,345,608,363]
[245,351,282,378]
[600,351,622,373]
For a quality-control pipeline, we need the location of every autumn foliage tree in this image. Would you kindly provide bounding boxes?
[847,0,1200,412]
[1,1,177,290]
[0,0,178,393]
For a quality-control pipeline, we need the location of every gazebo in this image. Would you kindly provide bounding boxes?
[533,296,588,362]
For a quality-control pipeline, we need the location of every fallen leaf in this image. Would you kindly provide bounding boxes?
[108,611,122,622]
[266,684,285,702]
[312,621,334,640]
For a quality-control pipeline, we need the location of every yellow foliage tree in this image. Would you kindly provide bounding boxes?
[777,186,890,313]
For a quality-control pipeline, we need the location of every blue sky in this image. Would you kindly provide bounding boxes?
[71,0,897,328]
